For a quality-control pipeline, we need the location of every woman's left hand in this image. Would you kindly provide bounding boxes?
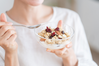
[46,42,78,66]
[46,20,78,66]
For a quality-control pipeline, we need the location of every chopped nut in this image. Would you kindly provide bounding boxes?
[40,38,46,41]
[45,39,55,44]
[46,33,51,36]
[65,33,70,37]
[38,33,44,37]
[56,31,61,35]
[58,35,62,38]
[62,34,67,38]
[41,30,46,34]
[52,36,58,39]
[62,39,67,42]
[44,35,49,38]
[55,40,62,44]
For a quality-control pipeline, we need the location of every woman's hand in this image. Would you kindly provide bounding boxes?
[47,42,72,58]
[47,42,78,66]
[46,20,78,66]
[0,13,18,54]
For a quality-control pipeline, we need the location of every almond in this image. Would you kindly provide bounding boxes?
[56,31,61,35]
[40,38,46,41]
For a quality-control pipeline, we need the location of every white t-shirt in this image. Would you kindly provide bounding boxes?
[0,7,97,66]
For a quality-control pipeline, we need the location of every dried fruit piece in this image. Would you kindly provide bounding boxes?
[51,32,55,37]
[55,27,59,31]
[46,27,52,33]
[61,31,65,34]
[40,38,46,41]
[58,38,62,39]
[49,32,56,39]
[49,36,53,39]
[55,34,58,37]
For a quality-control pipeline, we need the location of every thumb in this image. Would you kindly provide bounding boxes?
[0,13,7,22]
[57,20,62,28]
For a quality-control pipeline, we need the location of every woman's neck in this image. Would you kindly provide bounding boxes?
[7,0,53,25]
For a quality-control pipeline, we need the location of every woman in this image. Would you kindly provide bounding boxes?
[0,0,97,66]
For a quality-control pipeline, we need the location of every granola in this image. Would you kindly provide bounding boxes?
[38,26,70,44]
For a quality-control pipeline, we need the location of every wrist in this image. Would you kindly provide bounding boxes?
[62,55,78,66]
[5,51,18,59]
[5,50,18,61]
[5,51,19,66]
[5,49,18,55]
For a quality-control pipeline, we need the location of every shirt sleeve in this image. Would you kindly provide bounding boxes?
[0,47,5,66]
[0,57,4,66]
[73,14,98,66]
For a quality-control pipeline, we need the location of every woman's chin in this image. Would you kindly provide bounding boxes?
[28,1,44,6]
[29,3,42,6]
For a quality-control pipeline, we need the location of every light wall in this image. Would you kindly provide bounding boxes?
[76,0,99,52]
[43,0,58,6]
[0,0,14,14]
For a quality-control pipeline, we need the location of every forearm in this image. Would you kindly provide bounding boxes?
[62,52,78,66]
[5,52,19,66]
[63,57,78,66]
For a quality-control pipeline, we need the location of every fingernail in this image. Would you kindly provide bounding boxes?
[47,50,51,52]
[67,45,70,48]
[46,49,51,52]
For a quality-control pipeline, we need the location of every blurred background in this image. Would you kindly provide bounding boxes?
[0,0,99,65]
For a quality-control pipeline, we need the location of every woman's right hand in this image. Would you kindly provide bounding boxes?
[0,13,18,54]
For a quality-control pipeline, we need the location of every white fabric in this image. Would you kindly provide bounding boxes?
[0,7,97,66]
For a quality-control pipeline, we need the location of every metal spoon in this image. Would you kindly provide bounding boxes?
[13,24,41,29]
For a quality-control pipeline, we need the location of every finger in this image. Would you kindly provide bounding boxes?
[8,34,17,42]
[2,29,16,40]
[0,13,7,22]
[0,22,12,27]
[50,48,63,53]
[57,20,63,28]
[61,48,67,55]
[66,42,72,48]
[0,22,6,27]
[54,50,62,55]
[0,25,15,37]
[46,48,53,52]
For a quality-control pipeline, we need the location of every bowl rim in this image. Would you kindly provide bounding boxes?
[34,23,75,40]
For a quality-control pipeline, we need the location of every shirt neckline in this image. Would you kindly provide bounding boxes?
[5,7,56,26]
